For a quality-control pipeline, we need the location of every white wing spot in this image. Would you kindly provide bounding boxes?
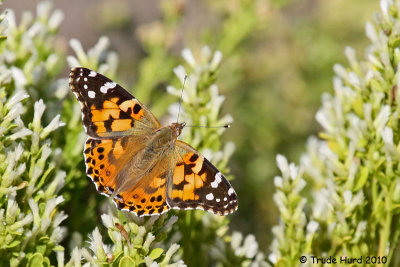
[88,91,96,98]
[216,198,220,203]
[108,82,117,88]
[224,197,227,201]
[84,84,88,89]
[216,172,223,182]
[76,77,80,82]
[206,193,214,201]
[211,172,222,188]
[89,71,97,77]
[228,188,234,196]
[100,82,117,93]
[84,77,88,81]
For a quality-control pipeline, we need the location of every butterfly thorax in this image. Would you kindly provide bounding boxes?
[125,123,184,180]
[135,123,182,166]
[148,125,180,153]
[117,125,179,191]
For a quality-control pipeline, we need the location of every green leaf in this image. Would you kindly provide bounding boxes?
[275,258,290,267]
[391,203,400,212]
[5,240,20,248]
[119,256,135,267]
[28,253,44,267]
[38,236,50,243]
[38,202,47,214]
[36,244,47,254]
[43,257,50,267]
[113,251,124,263]
[53,245,65,251]
[149,248,164,260]
[352,96,364,117]
[8,230,22,236]
[10,258,19,267]
[354,166,369,191]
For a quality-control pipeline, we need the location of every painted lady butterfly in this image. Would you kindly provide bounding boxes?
[69,67,238,217]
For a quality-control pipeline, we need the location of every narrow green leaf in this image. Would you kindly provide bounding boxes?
[5,240,20,248]
[149,248,164,260]
[53,245,65,252]
[354,166,369,191]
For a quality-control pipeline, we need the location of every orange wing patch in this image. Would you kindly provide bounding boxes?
[113,161,170,216]
[167,141,238,215]
[84,137,130,196]
[119,99,145,121]
[91,109,120,121]
[88,97,144,135]
[171,152,205,202]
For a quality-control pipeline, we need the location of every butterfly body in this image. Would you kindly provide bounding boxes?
[69,67,238,217]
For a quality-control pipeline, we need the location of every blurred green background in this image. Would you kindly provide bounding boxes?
[4,0,379,252]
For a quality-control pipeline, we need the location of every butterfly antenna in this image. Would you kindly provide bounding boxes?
[186,124,231,129]
[177,74,188,123]
[176,75,230,129]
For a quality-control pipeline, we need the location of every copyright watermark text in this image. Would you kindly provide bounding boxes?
[299,255,387,265]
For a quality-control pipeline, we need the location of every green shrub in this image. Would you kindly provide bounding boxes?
[270,0,400,266]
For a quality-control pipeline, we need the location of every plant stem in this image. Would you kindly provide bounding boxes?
[182,212,192,264]
[377,191,392,267]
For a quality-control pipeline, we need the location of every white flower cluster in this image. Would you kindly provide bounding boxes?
[66,213,184,266]
[67,36,118,76]
[270,0,400,264]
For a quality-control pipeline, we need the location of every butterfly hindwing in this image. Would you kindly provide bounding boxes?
[166,141,238,215]
[85,135,170,216]
[112,155,171,216]
[69,67,160,138]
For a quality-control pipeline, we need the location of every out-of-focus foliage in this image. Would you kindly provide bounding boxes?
[270,0,400,266]
[214,0,379,246]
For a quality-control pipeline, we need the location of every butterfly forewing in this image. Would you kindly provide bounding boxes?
[69,67,160,138]
[166,141,238,215]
